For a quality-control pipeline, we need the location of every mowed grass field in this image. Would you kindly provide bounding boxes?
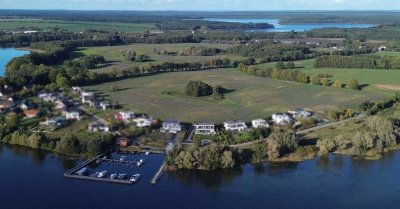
[87,68,383,122]
[256,52,400,96]
[78,43,246,72]
[0,19,155,32]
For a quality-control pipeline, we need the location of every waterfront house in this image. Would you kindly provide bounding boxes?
[272,113,293,125]
[40,116,65,127]
[251,119,269,129]
[88,121,109,132]
[224,121,247,132]
[64,110,81,121]
[116,137,132,148]
[288,108,312,119]
[161,120,182,133]
[99,101,112,110]
[133,117,154,128]
[23,109,39,118]
[194,123,216,135]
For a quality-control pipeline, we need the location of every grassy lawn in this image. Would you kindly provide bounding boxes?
[86,68,383,123]
[77,43,245,72]
[0,19,155,32]
[255,56,400,96]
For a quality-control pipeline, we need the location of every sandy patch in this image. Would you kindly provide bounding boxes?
[376,84,400,91]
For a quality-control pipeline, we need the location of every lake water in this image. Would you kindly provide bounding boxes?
[0,48,30,77]
[2,143,400,209]
[204,18,376,32]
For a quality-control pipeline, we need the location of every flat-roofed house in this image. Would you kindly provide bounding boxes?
[194,123,216,135]
[224,121,247,132]
[133,117,154,128]
[88,121,109,132]
[252,119,269,129]
[272,113,293,125]
[64,111,81,121]
[161,120,182,134]
[288,108,312,119]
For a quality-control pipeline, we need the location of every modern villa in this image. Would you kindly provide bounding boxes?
[88,121,109,132]
[133,117,154,128]
[194,123,216,135]
[161,120,182,133]
[224,121,247,132]
[288,108,312,118]
[272,113,293,125]
[251,119,269,128]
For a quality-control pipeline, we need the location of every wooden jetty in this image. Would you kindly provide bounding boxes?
[150,161,166,185]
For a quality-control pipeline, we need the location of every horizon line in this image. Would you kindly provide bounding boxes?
[1,9,400,12]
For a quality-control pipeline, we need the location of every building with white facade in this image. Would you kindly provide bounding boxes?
[161,120,182,134]
[224,121,247,132]
[194,123,216,135]
[252,119,269,129]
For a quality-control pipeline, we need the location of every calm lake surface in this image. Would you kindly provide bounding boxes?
[0,48,29,76]
[204,18,376,32]
[2,143,400,209]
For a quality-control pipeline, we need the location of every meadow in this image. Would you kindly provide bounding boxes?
[256,52,400,96]
[78,43,246,72]
[0,19,155,32]
[87,68,383,123]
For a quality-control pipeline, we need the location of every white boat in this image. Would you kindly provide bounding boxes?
[137,159,144,167]
[110,173,117,179]
[145,152,150,155]
[97,171,108,178]
[91,172,100,177]
[120,156,126,161]
[130,174,140,183]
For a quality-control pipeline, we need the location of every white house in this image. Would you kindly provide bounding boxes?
[81,91,94,97]
[55,99,67,110]
[133,117,154,128]
[224,121,247,132]
[252,119,269,129]
[119,111,135,121]
[272,113,293,125]
[99,101,112,110]
[64,111,80,120]
[40,116,65,127]
[161,120,182,133]
[82,95,96,106]
[88,121,109,132]
[194,123,216,135]
[288,108,312,119]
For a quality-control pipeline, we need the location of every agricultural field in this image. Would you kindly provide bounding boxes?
[77,43,245,72]
[0,19,156,32]
[256,53,400,96]
[86,68,383,123]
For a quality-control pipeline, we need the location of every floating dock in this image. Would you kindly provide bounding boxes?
[63,151,138,185]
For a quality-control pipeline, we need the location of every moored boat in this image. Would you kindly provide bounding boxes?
[130,174,140,183]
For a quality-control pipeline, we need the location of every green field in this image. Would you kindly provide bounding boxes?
[255,53,400,96]
[78,43,245,72]
[86,68,383,123]
[0,19,155,32]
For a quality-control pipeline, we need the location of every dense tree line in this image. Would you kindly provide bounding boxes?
[178,46,222,56]
[238,63,309,84]
[166,143,236,170]
[0,113,114,156]
[228,42,314,63]
[315,55,400,69]
[159,20,274,31]
[317,114,400,156]
[64,55,106,69]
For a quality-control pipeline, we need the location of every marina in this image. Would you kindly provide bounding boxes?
[64,150,165,185]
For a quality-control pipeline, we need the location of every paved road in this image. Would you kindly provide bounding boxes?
[229,114,366,148]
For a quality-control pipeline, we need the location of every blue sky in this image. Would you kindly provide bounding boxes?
[2,0,400,10]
